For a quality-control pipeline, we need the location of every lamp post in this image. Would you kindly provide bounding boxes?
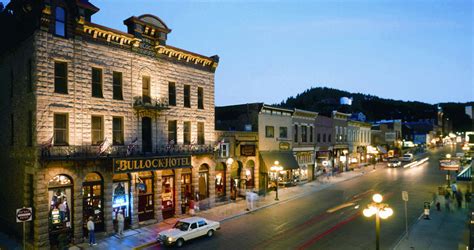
[363,193,393,250]
[270,161,283,201]
[226,158,234,199]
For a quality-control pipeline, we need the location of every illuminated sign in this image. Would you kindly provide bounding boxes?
[113,156,192,174]
[241,145,256,156]
[279,142,290,151]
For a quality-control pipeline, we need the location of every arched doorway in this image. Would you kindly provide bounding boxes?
[48,174,73,248]
[181,168,192,214]
[198,164,209,200]
[162,169,175,219]
[245,160,255,190]
[137,171,154,222]
[230,161,243,199]
[215,162,226,200]
[82,172,104,237]
[112,173,131,231]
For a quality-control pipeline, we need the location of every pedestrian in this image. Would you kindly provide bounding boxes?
[451,182,458,197]
[444,191,451,212]
[465,188,472,204]
[87,216,97,246]
[322,168,327,182]
[456,189,463,208]
[117,210,124,237]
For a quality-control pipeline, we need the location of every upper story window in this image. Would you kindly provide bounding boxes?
[294,125,298,142]
[54,113,68,146]
[220,143,230,158]
[54,61,68,94]
[197,122,205,144]
[323,133,327,142]
[328,134,332,142]
[55,7,66,37]
[142,76,151,103]
[91,116,104,145]
[309,126,313,143]
[301,126,307,143]
[168,82,176,106]
[265,126,274,138]
[112,117,124,145]
[184,85,191,108]
[317,133,321,143]
[113,72,123,100]
[197,87,204,109]
[168,120,177,144]
[92,68,103,98]
[279,127,287,138]
[183,121,191,145]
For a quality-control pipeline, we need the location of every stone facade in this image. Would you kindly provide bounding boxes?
[0,1,218,249]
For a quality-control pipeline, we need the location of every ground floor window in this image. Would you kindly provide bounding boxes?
[162,170,175,219]
[198,164,209,200]
[215,163,226,198]
[82,172,104,235]
[181,169,192,213]
[48,174,73,248]
[137,171,154,222]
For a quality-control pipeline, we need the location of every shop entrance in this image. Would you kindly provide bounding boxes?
[215,162,226,200]
[137,171,154,222]
[48,174,73,249]
[198,164,209,200]
[244,160,255,190]
[82,172,104,237]
[112,173,131,231]
[230,161,242,200]
[162,170,175,219]
[142,117,152,153]
[181,168,192,214]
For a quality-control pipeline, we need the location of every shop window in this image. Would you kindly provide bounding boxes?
[112,117,124,145]
[113,71,123,100]
[112,174,131,231]
[184,85,191,108]
[137,171,154,221]
[91,116,104,145]
[83,173,104,234]
[197,87,204,109]
[55,7,66,37]
[183,121,191,145]
[168,120,177,144]
[197,122,205,144]
[265,126,274,138]
[181,169,192,213]
[48,175,72,239]
[168,82,176,106]
[91,67,103,98]
[54,113,68,146]
[54,61,68,94]
[279,127,287,138]
[162,170,175,220]
[142,76,151,103]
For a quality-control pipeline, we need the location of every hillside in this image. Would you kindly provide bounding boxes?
[278,87,473,131]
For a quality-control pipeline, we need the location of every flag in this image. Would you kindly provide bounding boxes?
[98,137,111,155]
[126,137,138,156]
[214,138,225,152]
[42,136,53,149]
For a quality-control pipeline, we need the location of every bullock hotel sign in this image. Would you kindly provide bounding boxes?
[113,156,192,174]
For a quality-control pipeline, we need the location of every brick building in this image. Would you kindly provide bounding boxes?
[0,0,218,248]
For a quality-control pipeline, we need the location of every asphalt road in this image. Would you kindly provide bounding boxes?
[145,146,460,250]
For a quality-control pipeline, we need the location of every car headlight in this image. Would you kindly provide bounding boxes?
[168,237,174,242]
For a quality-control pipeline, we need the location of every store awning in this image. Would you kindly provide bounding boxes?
[377,146,387,154]
[260,151,299,172]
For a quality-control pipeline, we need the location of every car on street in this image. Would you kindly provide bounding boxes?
[387,158,402,168]
[401,153,414,162]
[156,216,220,247]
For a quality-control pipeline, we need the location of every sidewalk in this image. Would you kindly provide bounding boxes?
[393,195,471,250]
[70,167,370,250]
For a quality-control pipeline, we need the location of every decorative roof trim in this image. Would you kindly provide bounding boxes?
[155,45,218,68]
[83,23,141,47]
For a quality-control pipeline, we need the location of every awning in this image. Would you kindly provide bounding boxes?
[377,146,387,154]
[260,151,299,172]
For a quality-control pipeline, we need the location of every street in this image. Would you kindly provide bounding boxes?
[143,146,461,250]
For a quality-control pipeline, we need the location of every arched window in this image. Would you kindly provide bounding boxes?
[48,175,73,236]
[55,7,66,37]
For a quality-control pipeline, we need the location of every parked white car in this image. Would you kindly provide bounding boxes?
[157,217,220,247]
[401,153,414,162]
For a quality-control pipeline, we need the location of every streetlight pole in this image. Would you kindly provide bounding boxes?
[363,193,393,250]
[375,212,380,250]
[271,161,283,201]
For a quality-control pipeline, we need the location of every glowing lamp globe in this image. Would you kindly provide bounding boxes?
[372,194,383,203]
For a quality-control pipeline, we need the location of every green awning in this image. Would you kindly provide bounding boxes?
[260,151,299,172]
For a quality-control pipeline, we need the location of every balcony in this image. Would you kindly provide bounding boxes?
[133,96,169,112]
[40,143,214,161]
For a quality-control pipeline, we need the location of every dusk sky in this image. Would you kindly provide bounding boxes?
[3,0,472,105]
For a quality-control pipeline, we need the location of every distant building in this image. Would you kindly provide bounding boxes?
[347,120,371,166]
[314,115,334,175]
[332,111,351,171]
[350,112,367,122]
[292,109,318,182]
[372,119,403,156]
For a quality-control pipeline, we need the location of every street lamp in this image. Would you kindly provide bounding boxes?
[363,193,393,250]
[270,161,283,201]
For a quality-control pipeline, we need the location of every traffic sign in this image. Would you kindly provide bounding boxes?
[402,191,409,201]
[16,207,32,222]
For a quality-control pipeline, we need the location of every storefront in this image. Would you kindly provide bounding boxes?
[215,162,226,199]
[230,161,243,200]
[260,151,299,187]
[82,173,104,236]
[112,173,131,231]
[161,170,175,220]
[180,168,192,214]
[315,150,332,176]
[48,175,73,247]
[198,164,209,200]
[244,160,255,189]
[294,151,314,182]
